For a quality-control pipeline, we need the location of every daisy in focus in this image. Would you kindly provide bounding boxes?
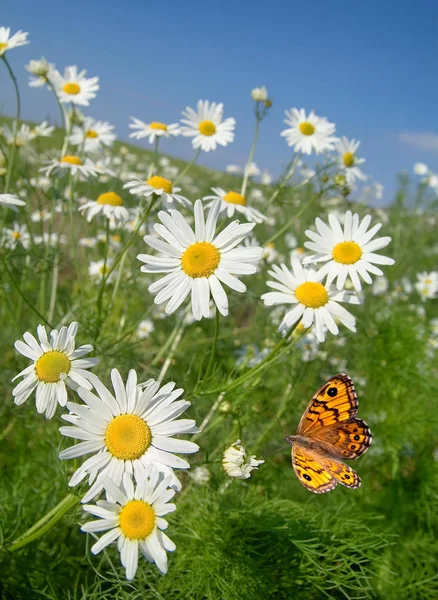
[52,65,99,106]
[222,440,264,479]
[303,211,395,291]
[203,187,267,223]
[12,322,99,419]
[82,472,176,579]
[41,155,101,178]
[70,117,116,152]
[79,192,130,225]
[281,108,336,155]
[129,117,180,144]
[138,199,262,320]
[59,368,199,501]
[123,175,191,209]
[262,258,359,342]
[0,27,29,55]
[335,137,366,184]
[180,100,235,152]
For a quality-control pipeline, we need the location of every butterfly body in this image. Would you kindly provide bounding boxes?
[287,374,372,494]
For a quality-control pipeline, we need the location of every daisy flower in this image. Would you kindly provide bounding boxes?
[26,57,55,87]
[138,199,262,320]
[137,319,154,339]
[180,100,235,152]
[41,155,101,178]
[0,193,25,208]
[335,137,366,184]
[2,123,32,147]
[203,187,267,223]
[89,259,115,283]
[12,322,99,419]
[303,211,395,291]
[281,108,336,155]
[52,65,99,106]
[415,271,438,300]
[70,117,116,152]
[222,440,264,479]
[82,472,176,579]
[129,117,180,144]
[0,27,29,55]
[261,258,359,342]
[123,175,191,209]
[251,87,268,102]
[79,192,130,225]
[30,121,55,139]
[59,368,199,500]
[2,222,30,249]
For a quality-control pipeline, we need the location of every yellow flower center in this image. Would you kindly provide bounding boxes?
[97,192,123,206]
[295,282,329,308]
[299,122,315,136]
[85,129,98,138]
[0,42,8,52]
[35,351,71,383]
[99,265,110,275]
[119,500,155,540]
[332,241,362,265]
[424,278,432,285]
[343,152,355,167]
[146,175,173,194]
[61,155,82,166]
[111,234,121,244]
[11,231,22,239]
[105,414,151,460]
[63,82,81,95]
[149,122,168,131]
[181,242,220,278]
[223,191,246,206]
[199,120,216,136]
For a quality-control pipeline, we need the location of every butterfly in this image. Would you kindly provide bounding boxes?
[285,374,372,493]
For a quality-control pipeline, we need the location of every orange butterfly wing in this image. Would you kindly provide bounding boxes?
[292,446,361,493]
[297,374,358,435]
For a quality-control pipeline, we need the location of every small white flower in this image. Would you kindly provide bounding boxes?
[413,163,429,176]
[70,117,116,152]
[335,137,366,184]
[188,465,211,485]
[415,271,438,300]
[12,322,99,419]
[2,222,30,249]
[88,259,115,283]
[371,276,389,296]
[180,100,235,152]
[124,175,191,209]
[262,259,359,342]
[281,108,336,155]
[52,66,99,106]
[222,440,264,479]
[59,368,199,500]
[203,187,267,223]
[2,123,32,147]
[0,27,29,55]
[137,319,154,339]
[303,211,395,291]
[129,117,180,144]
[82,472,176,579]
[251,86,268,102]
[30,121,55,139]
[138,200,262,321]
[41,155,101,178]
[79,192,130,225]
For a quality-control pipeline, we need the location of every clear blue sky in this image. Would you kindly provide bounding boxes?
[2,0,438,203]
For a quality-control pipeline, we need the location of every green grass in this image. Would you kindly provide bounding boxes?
[0,114,437,600]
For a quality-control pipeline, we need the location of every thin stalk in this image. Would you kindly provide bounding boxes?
[47,252,59,323]
[173,148,201,185]
[241,117,261,196]
[266,153,301,207]
[157,316,186,383]
[67,173,80,282]
[2,55,21,193]
[7,493,80,553]
[95,218,111,336]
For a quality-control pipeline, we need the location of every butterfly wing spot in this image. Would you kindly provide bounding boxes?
[327,387,338,397]
[292,446,337,494]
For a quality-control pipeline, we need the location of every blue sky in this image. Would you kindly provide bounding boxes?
[2,0,438,203]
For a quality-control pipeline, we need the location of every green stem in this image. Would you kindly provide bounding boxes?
[68,173,81,283]
[95,218,111,337]
[173,148,201,185]
[157,314,186,383]
[204,309,220,379]
[2,55,21,193]
[241,117,261,196]
[2,256,53,327]
[7,493,80,553]
[266,153,301,207]
[47,252,59,323]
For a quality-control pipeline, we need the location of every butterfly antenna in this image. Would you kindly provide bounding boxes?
[260,441,286,460]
